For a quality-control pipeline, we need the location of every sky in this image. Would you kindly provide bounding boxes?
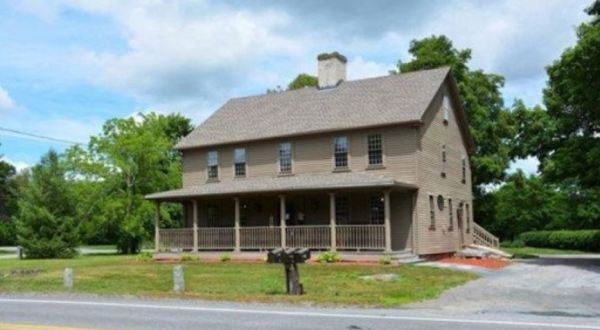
[0,0,592,174]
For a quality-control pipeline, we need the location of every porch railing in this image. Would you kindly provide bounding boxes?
[198,227,235,250]
[286,225,331,249]
[240,226,281,250]
[159,228,194,251]
[473,222,500,248]
[336,225,385,250]
[159,224,386,251]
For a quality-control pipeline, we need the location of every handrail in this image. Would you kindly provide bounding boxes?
[473,222,500,248]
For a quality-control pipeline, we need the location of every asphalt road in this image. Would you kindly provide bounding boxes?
[0,294,599,330]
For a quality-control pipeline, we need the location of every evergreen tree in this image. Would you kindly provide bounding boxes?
[15,150,78,258]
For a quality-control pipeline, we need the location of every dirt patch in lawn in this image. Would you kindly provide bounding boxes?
[438,257,510,269]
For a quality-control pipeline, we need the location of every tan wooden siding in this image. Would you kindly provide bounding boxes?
[181,127,418,187]
[415,81,474,255]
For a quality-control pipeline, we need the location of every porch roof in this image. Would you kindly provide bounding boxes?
[145,172,417,201]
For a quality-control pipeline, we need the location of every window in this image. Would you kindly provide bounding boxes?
[466,203,471,233]
[369,195,384,224]
[367,134,383,166]
[333,136,348,169]
[448,198,454,230]
[441,145,447,177]
[429,195,435,229]
[443,95,451,123]
[207,151,218,179]
[461,156,466,183]
[207,205,218,227]
[335,195,350,224]
[234,148,246,177]
[278,143,292,174]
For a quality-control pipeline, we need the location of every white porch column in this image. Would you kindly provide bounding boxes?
[234,197,241,252]
[192,200,199,253]
[329,192,337,251]
[383,190,392,253]
[279,195,286,248]
[154,201,161,252]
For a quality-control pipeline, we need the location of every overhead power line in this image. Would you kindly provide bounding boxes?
[0,126,85,146]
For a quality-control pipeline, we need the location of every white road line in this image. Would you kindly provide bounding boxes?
[0,298,598,329]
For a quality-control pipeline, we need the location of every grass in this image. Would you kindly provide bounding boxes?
[0,255,476,307]
[503,246,593,258]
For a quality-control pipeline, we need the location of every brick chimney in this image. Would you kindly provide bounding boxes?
[317,52,347,89]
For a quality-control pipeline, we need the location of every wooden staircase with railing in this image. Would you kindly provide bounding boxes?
[472,222,500,248]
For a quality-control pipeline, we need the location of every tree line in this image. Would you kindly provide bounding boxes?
[0,1,598,256]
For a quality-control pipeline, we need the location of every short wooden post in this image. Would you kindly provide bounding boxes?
[383,190,392,253]
[329,192,337,251]
[192,200,199,253]
[234,197,241,252]
[154,201,161,252]
[279,195,286,248]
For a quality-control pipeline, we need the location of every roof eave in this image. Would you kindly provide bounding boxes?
[173,120,424,151]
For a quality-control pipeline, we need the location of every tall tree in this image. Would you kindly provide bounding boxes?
[15,150,78,258]
[491,171,569,241]
[539,1,600,188]
[0,142,19,245]
[67,113,193,253]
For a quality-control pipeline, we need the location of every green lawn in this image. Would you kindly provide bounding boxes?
[503,246,593,257]
[0,255,476,307]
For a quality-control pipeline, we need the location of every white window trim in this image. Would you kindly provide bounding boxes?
[277,142,293,175]
[332,135,350,171]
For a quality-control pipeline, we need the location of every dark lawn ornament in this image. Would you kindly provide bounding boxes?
[267,247,311,295]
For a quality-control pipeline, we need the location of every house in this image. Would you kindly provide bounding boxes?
[146,52,499,257]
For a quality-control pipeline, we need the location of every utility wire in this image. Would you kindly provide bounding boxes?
[0,126,85,146]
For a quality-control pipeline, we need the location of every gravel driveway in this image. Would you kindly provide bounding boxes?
[410,257,600,317]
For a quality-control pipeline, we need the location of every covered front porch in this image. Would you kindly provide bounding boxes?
[147,172,417,253]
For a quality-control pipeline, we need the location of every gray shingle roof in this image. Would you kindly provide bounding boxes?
[145,171,417,201]
[175,67,451,149]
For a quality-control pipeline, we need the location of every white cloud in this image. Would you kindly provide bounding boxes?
[75,1,303,105]
[0,86,16,112]
[347,57,392,80]
[1,157,31,173]
[509,156,540,176]
[419,0,588,79]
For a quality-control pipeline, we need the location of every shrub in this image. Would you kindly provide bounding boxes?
[180,255,198,262]
[317,251,341,263]
[137,251,153,262]
[500,239,525,248]
[220,254,231,262]
[379,255,392,265]
[519,230,600,252]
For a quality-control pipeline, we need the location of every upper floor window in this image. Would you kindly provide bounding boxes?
[279,142,292,174]
[429,195,435,230]
[335,195,350,224]
[461,156,467,183]
[207,151,219,179]
[234,148,246,177]
[333,136,348,169]
[367,134,383,166]
[441,145,447,177]
[369,195,384,224]
[443,95,451,123]
[448,198,454,230]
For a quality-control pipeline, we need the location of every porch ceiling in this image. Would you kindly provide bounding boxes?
[145,171,417,201]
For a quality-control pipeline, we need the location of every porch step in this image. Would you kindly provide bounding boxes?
[390,250,423,264]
